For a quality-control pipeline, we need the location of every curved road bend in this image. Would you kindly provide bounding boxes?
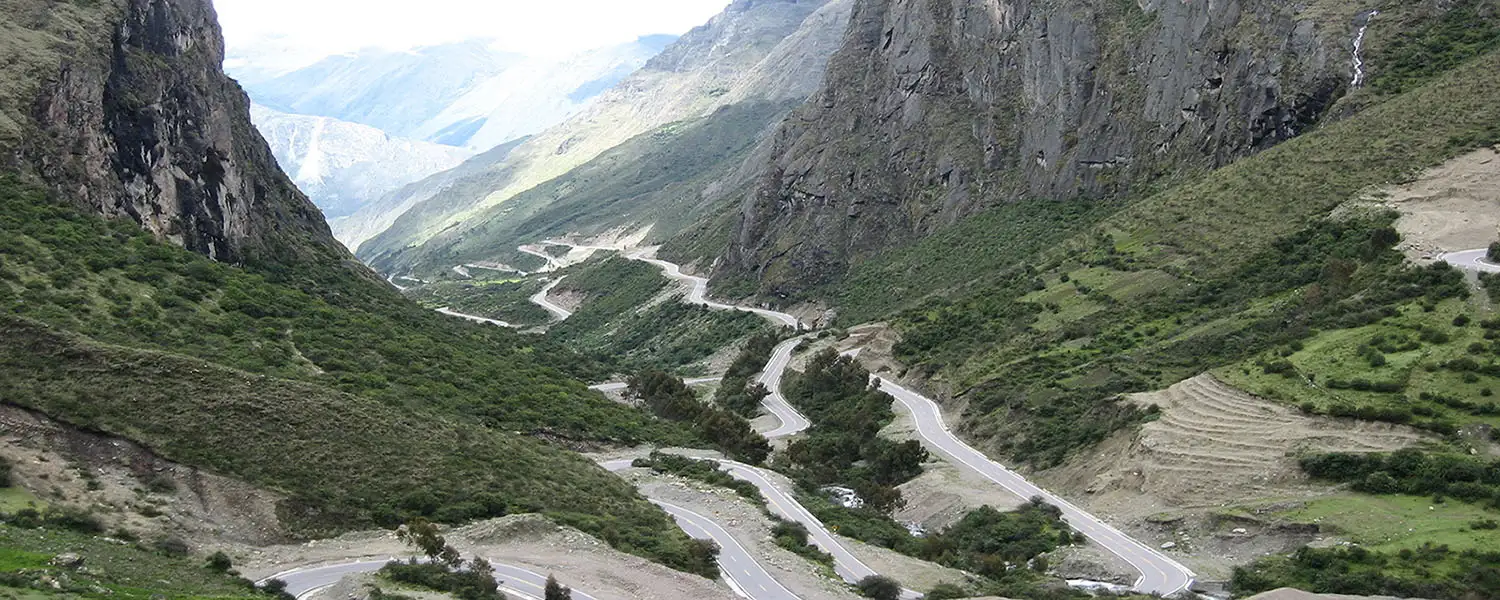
[434,307,515,328]
[262,558,597,600]
[530,277,573,321]
[757,336,814,438]
[876,378,1196,596]
[532,241,801,330]
[518,245,568,273]
[600,460,802,599]
[1440,248,1500,273]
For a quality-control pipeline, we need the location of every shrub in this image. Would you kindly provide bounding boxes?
[857,575,903,600]
[925,583,970,600]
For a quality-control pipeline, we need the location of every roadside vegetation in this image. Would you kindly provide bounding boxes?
[628,371,771,463]
[714,333,780,417]
[779,350,928,512]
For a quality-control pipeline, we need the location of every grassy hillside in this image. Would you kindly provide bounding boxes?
[0,317,713,574]
[808,45,1500,470]
[0,176,721,573]
[0,176,691,442]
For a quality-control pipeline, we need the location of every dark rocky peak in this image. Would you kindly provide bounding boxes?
[8,0,344,265]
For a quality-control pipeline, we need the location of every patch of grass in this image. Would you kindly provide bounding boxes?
[0,524,270,600]
[1218,298,1500,431]
[1274,494,1500,553]
[1369,0,1500,96]
[0,489,40,515]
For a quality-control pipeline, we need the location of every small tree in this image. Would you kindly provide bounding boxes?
[856,575,901,600]
[397,518,463,568]
[544,575,572,600]
[1488,241,1500,263]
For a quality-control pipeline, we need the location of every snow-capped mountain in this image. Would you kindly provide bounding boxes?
[233,36,675,151]
[250,105,472,222]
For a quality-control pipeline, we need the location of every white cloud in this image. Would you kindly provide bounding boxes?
[217,0,731,63]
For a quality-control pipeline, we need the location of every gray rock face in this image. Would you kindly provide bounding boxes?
[723,0,1357,297]
[9,0,344,264]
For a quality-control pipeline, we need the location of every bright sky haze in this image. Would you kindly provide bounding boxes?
[218,0,732,65]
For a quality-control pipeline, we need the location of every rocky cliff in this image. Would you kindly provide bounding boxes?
[1,0,345,264]
[720,0,1381,298]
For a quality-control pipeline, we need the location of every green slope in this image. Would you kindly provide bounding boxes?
[0,177,711,574]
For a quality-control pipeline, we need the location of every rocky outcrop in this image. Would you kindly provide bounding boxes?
[4,0,345,264]
[721,0,1369,298]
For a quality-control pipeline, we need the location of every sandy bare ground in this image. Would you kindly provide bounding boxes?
[1370,145,1500,260]
[0,405,288,547]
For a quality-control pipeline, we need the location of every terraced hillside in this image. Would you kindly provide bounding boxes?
[1096,375,1428,508]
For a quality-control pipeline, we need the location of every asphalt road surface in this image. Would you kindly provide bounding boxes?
[262,558,596,600]
[877,377,1197,595]
[434,307,515,328]
[757,335,814,438]
[600,460,801,599]
[530,276,574,320]
[1440,248,1500,273]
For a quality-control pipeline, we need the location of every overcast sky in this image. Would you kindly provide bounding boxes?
[217,0,731,64]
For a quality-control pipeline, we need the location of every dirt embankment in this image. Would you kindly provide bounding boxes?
[0,404,288,547]
[1372,145,1500,260]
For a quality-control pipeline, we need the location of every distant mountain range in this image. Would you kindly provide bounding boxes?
[249,105,473,220]
[229,36,676,151]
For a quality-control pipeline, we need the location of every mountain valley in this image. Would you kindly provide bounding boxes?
[2,0,1500,599]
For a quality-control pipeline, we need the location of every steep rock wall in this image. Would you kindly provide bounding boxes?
[723,0,1363,298]
[5,0,343,264]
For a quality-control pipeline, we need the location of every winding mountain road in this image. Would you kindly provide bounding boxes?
[589,376,723,393]
[580,247,1194,595]
[530,277,574,320]
[757,336,813,438]
[877,379,1196,595]
[1440,248,1500,273]
[371,244,1194,598]
[434,307,515,328]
